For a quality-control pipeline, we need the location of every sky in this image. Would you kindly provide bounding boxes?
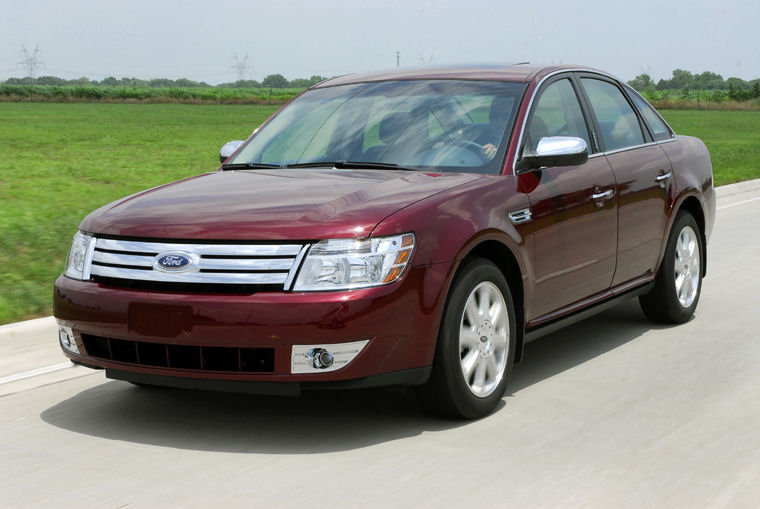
[1,0,758,84]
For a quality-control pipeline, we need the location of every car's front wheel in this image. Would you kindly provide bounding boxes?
[416,258,516,419]
[640,211,704,323]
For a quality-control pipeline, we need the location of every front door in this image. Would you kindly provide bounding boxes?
[520,77,618,322]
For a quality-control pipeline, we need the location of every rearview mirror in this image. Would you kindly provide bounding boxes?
[219,140,244,163]
[518,136,588,172]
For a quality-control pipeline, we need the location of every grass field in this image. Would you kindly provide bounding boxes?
[660,110,760,185]
[0,103,276,324]
[0,103,758,324]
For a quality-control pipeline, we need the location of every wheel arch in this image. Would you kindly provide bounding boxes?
[452,236,527,363]
[673,194,708,277]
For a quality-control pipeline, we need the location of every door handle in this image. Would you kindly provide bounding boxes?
[655,172,672,188]
[591,189,614,202]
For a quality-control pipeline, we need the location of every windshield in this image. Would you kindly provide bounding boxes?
[227,79,527,174]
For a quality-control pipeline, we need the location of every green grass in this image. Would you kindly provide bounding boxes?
[0,104,758,324]
[0,102,278,324]
[660,110,760,185]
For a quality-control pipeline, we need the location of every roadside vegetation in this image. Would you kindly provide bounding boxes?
[3,69,759,109]
[0,103,757,325]
[630,69,760,110]
[0,84,303,104]
[0,73,323,104]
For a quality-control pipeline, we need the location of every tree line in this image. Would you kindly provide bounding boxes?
[4,69,759,104]
[629,69,760,101]
[6,69,758,95]
[2,74,327,89]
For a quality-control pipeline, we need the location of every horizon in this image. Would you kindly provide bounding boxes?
[2,0,758,85]
[3,65,759,88]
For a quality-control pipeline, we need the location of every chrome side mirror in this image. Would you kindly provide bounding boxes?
[518,136,588,171]
[219,140,244,163]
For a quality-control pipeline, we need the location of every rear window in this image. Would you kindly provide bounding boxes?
[628,91,674,142]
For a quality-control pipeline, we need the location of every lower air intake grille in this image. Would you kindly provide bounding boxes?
[81,334,274,373]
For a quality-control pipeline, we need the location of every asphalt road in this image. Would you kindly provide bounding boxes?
[2,181,759,508]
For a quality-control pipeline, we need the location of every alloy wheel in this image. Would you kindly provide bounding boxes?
[459,282,509,397]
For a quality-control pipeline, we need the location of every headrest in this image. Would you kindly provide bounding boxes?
[379,112,411,144]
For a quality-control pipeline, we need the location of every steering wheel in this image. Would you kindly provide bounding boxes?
[447,139,490,163]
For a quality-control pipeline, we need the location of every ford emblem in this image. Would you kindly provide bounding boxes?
[154,251,198,273]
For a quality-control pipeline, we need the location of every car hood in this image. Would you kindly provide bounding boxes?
[80,169,482,240]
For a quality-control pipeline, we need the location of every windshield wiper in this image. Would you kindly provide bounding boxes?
[286,161,417,171]
[221,162,281,170]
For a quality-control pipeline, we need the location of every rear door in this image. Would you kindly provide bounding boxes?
[577,75,674,286]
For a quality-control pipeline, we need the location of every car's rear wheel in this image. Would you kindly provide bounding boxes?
[416,258,516,419]
[639,211,703,323]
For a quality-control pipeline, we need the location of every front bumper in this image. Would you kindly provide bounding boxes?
[103,366,432,396]
[53,263,451,388]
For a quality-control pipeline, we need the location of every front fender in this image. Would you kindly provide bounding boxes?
[371,175,533,358]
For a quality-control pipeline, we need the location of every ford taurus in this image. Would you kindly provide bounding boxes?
[54,64,715,418]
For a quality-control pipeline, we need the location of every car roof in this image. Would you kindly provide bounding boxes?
[312,63,609,88]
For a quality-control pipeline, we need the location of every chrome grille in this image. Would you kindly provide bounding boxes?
[88,238,308,289]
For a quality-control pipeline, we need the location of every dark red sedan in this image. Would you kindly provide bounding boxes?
[54,64,714,418]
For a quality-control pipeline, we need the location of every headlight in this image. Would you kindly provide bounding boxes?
[293,233,415,291]
[64,231,94,280]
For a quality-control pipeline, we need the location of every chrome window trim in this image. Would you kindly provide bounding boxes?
[586,138,677,158]
[511,68,610,173]
[511,69,679,173]
[599,137,679,157]
[602,140,659,156]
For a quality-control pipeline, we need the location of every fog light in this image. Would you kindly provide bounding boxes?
[307,348,334,369]
[291,340,369,374]
[58,325,79,354]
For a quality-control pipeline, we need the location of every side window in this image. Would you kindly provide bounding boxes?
[629,92,674,141]
[581,78,644,151]
[525,79,590,153]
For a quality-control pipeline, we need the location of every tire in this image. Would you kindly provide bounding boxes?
[639,212,703,324]
[415,258,516,419]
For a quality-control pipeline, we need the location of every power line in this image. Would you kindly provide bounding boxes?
[230,53,251,81]
[18,44,43,79]
[418,54,434,65]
